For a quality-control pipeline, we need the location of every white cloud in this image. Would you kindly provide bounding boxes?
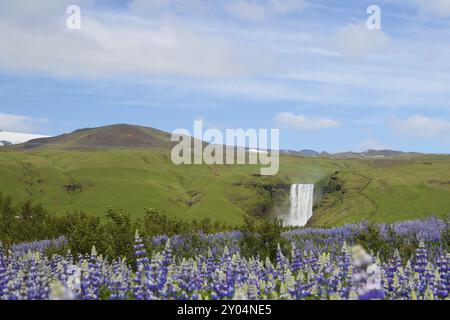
[335,22,390,58]
[357,139,388,152]
[0,0,95,29]
[128,0,171,13]
[0,1,268,79]
[413,0,450,17]
[0,113,47,133]
[271,0,306,15]
[394,115,450,139]
[1,0,450,112]
[274,112,341,129]
[128,0,214,16]
[226,1,266,21]
[225,0,306,21]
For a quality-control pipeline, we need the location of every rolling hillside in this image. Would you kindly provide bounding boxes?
[0,124,449,226]
[310,155,450,226]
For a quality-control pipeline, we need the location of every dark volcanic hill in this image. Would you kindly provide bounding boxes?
[20,124,174,149]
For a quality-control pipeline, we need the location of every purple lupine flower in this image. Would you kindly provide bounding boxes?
[350,245,384,300]
[0,218,448,300]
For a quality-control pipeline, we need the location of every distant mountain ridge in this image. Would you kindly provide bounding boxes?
[281,149,331,156]
[11,124,440,156]
[332,149,423,158]
[281,148,425,157]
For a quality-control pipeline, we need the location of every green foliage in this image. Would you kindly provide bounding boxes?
[45,243,70,259]
[99,286,113,300]
[140,208,230,238]
[0,193,62,245]
[239,214,291,262]
[355,221,419,262]
[62,211,105,258]
[141,208,189,236]
[0,194,233,261]
[0,193,15,243]
[355,221,389,258]
[0,193,447,265]
[103,207,136,263]
[443,215,450,249]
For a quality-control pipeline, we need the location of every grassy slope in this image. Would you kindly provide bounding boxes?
[309,155,450,226]
[0,149,449,227]
[0,149,336,225]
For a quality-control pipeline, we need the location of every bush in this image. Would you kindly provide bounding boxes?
[141,208,231,238]
[0,193,63,245]
[0,193,15,244]
[142,208,189,237]
[62,211,105,257]
[103,207,136,263]
[354,221,419,263]
[240,214,291,262]
[443,215,450,250]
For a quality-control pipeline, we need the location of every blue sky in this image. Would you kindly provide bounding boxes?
[1,0,450,153]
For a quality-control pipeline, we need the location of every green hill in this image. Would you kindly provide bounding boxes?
[310,155,450,226]
[0,148,337,225]
[0,125,449,227]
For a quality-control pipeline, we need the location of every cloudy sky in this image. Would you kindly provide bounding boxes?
[1,0,450,153]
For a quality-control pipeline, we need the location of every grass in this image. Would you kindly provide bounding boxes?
[0,148,449,227]
[310,155,450,226]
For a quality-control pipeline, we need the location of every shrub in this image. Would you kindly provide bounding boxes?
[62,211,105,257]
[0,194,62,245]
[103,207,136,263]
[240,214,291,262]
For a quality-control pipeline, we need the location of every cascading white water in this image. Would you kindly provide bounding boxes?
[285,184,314,227]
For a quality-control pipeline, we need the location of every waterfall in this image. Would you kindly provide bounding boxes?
[285,184,314,227]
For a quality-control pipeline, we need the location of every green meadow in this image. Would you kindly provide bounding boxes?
[0,148,449,227]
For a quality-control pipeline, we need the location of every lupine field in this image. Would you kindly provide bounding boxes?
[0,218,449,300]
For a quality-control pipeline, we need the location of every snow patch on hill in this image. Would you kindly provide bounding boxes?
[0,131,49,145]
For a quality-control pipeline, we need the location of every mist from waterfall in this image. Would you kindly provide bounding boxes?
[285,184,314,227]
